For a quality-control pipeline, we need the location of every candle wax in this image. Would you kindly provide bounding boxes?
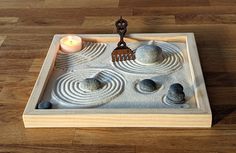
[60,35,82,53]
[64,38,80,46]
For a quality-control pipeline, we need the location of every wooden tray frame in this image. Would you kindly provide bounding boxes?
[23,33,212,128]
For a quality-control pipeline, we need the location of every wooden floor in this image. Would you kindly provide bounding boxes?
[0,0,236,152]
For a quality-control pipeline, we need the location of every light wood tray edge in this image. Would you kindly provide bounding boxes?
[23,33,212,128]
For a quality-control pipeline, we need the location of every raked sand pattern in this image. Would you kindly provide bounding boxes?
[55,42,107,70]
[51,69,125,108]
[112,41,184,74]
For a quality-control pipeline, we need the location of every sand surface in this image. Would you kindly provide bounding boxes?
[41,40,197,109]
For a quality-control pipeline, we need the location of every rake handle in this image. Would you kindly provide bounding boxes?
[115,16,128,48]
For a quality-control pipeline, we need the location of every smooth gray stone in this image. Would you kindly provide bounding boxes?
[167,91,185,103]
[79,78,103,91]
[135,45,162,64]
[37,101,52,109]
[138,79,157,92]
[169,83,184,93]
[166,83,185,104]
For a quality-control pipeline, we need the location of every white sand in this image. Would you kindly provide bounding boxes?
[41,40,196,109]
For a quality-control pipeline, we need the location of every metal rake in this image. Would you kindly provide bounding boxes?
[111,16,135,62]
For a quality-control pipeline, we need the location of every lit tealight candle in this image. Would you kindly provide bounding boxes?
[60,35,82,53]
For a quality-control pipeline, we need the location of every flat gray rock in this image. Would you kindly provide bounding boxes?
[79,78,103,91]
[138,79,157,92]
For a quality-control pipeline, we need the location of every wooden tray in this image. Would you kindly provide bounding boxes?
[23,33,212,128]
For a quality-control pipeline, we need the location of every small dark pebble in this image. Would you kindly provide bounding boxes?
[166,83,185,104]
[138,79,157,92]
[37,101,52,109]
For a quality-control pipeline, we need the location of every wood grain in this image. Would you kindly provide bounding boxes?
[82,16,176,28]
[119,0,210,7]
[0,0,44,8]
[0,36,6,46]
[175,14,236,24]
[44,0,119,8]
[133,6,236,16]
[0,0,235,152]
[0,17,18,26]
